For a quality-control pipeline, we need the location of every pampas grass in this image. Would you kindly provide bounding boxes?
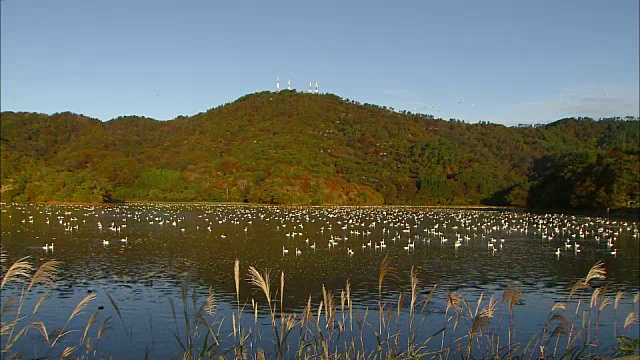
[247,267,271,307]
[1,256,33,288]
[1,256,59,356]
[625,312,638,330]
[1,254,638,359]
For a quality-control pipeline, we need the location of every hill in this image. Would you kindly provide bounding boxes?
[1,91,638,210]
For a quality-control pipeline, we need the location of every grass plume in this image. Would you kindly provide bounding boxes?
[1,256,32,288]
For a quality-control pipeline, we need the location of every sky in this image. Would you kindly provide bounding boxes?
[1,0,638,126]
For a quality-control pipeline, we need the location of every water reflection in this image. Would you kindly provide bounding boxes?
[1,203,638,358]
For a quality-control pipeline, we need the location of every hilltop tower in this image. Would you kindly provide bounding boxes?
[307,80,312,93]
[314,81,319,94]
[288,77,291,90]
[276,76,280,92]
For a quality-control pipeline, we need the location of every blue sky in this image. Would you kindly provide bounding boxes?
[2,0,638,125]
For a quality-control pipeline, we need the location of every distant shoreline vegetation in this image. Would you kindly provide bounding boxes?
[1,91,638,211]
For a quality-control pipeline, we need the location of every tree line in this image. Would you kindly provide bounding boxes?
[1,91,638,211]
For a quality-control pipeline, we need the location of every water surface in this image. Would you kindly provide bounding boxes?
[1,203,638,358]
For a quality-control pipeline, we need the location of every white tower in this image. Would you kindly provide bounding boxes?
[288,77,291,90]
[276,76,280,92]
[307,80,312,93]
[314,81,319,94]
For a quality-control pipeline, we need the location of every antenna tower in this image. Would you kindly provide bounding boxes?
[276,76,280,92]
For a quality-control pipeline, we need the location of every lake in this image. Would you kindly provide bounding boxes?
[1,203,638,359]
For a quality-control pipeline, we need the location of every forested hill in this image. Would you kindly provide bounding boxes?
[1,90,638,210]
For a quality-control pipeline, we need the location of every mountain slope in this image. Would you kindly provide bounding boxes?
[1,91,638,209]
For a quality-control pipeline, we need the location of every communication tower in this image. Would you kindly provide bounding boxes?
[276,76,280,92]
[314,81,319,94]
[288,77,291,90]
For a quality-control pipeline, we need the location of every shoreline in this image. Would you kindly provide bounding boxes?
[2,200,637,221]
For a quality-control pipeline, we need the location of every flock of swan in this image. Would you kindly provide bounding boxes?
[1,203,637,263]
